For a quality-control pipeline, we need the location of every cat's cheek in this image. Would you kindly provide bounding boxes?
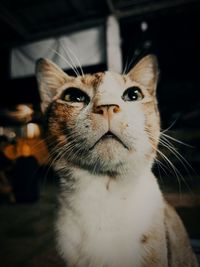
[145,147,157,162]
[55,101,85,115]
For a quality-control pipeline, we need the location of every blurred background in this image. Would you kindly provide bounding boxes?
[0,0,200,266]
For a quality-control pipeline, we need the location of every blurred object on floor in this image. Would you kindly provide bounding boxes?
[12,155,40,203]
[0,135,16,204]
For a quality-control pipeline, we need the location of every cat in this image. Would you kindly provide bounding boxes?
[36,55,198,267]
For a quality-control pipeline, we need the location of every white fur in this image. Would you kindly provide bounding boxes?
[56,168,164,267]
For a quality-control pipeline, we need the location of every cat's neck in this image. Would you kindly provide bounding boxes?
[55,153,153,182]
[58,161,154,194]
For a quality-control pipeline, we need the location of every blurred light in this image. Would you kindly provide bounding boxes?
[8,132,16,139]
[16,104,33,118]
[141,21,148,32]
[22,143,31,157]
[27,123,40,138]
[0,127,4,135]
[8,104,33,122]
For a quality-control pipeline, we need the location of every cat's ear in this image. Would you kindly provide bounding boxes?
[36,58,70,112]
[127,55,159,94]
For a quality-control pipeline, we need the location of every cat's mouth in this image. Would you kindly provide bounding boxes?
[102,131,117,139]
[90,131,128,150]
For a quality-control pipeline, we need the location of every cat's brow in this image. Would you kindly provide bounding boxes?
[80,73,104,90]
[122,75,127,83]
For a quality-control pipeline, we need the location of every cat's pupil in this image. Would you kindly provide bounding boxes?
[69,94,84,102]
[122,86,143,102]
[61,88,90,104]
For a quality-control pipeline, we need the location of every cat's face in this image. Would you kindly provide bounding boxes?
[36,55,160,175]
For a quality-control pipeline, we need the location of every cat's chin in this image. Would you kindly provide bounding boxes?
[90,138,128,158]
[86,138,130,169]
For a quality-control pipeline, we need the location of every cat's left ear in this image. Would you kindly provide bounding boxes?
[36,58,71,112]
[127,55,159,94]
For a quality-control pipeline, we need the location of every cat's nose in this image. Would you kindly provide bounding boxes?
[93,104,121,117]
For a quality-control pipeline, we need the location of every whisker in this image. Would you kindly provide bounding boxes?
[154,157,169,177]
[145,129,195,193]
[154,158,165,185]
[63,44,85,77]
[145,128,194,194]
[37,128,82,184]
[161,133,193,148]
[51,48,79,77]
[161,117,180,133]
[122,56,129,75]
[60,43,81,77]
[155,146,183,195]
[160,136,196,175]
[145,128,193,171]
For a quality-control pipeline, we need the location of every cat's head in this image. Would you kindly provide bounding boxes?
[36,55,160,175]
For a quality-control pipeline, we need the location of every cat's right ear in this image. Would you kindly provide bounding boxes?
[127,55,159,95]
[36,58,70,112]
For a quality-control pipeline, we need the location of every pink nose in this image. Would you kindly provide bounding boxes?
[93,104,121,117]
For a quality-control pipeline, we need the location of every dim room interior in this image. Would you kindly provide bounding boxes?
[0,0,200,266]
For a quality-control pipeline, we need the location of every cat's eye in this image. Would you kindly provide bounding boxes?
[122,86,144,102]
[61,88,90,104]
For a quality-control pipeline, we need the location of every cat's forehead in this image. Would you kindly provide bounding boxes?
[78,71,128,92]
[99,71,126,91]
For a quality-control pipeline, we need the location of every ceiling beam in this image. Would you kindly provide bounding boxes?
[107,0,200,18]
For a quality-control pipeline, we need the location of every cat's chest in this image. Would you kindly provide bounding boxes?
[58,171,164,266]
[75,176,138,234]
